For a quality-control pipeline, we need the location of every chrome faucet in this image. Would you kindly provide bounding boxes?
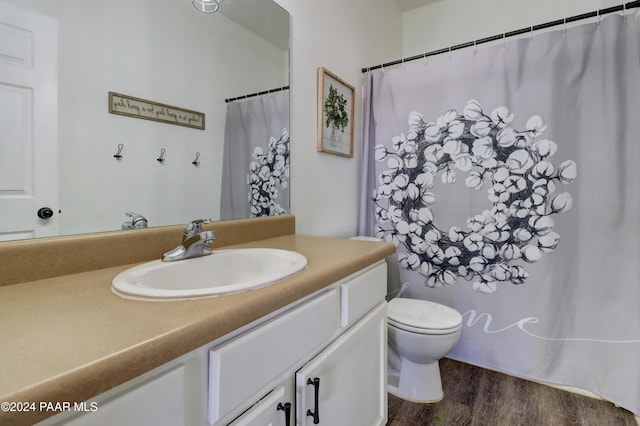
[162,218,216,262]
[122,212,148,230]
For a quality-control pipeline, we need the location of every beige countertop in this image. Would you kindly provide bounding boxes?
[0,234,394,425]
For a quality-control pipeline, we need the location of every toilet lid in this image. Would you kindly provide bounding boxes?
[387,298,462,333]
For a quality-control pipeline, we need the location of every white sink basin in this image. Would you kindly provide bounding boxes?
[112,248,308,300]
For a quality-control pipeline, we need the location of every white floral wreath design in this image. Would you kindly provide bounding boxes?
[248,128,290,217]
[373,100,577,293]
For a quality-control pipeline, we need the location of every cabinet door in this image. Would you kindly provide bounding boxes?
[296,303,387,426]
[59,366,185,426]
[209,289,339,424]
[228,383,294,426]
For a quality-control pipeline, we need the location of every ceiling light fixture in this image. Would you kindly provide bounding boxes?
[192,0,223,13]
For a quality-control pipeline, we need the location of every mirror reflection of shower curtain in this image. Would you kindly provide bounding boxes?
[358,15,640,417]
[220,91,290,220]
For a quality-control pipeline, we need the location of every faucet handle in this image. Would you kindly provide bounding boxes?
[122,212,148,230]
[183,218,212,238]
[125,211,147,221]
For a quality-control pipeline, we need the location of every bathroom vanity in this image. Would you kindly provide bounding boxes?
[41,262,386,426]
[0,216,395,426]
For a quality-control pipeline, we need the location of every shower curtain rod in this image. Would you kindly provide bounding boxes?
[225,85,289,103]
[362,0,640,73]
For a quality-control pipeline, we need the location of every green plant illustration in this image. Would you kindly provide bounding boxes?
[323,84,349,132]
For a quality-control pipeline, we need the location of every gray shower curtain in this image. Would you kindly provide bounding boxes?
[220,92,290,220]
[359,14,640,416]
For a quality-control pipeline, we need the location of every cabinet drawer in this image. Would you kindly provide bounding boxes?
[340,261,386,328]
[208,289,339,424]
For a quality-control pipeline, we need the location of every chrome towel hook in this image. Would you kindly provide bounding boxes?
[192,152,200,167]
[113,143,124,160]
[157,148,166,164]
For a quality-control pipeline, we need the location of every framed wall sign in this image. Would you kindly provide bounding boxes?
[317,68,354,158]
[108,91,205,130]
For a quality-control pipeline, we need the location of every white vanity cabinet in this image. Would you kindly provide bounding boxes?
[217,261,387,426]
[38,261,387,426]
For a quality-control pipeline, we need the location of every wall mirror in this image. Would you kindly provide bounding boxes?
[0,0,290,241]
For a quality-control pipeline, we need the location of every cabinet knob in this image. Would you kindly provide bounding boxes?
[306,377,320,424]
[276,402,291,426]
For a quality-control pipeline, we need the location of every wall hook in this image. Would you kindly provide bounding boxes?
[157,148,166,164]
[192,152,200,167]
[113,143,124,160]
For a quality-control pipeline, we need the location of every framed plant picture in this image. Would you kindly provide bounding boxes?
[317,67,355,157]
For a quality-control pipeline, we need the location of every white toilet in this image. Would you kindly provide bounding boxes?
[387,297,462,402]
[351,236,463,403]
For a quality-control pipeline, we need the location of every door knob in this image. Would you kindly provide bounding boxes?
[37,207,54,219]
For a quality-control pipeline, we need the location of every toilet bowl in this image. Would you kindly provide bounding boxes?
[387,297,462,402]
[350,236,463,403]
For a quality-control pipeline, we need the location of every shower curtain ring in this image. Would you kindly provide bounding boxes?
[423,53,428,65]
[402,58,405,70]
[448,46,452,60]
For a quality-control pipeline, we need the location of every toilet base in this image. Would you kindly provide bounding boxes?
[387,358,444,403]
[388,386,444,404]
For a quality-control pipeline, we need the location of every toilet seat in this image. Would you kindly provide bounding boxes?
[387,298,462,335]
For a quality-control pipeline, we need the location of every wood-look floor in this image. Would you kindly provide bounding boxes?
[387,358,637,426]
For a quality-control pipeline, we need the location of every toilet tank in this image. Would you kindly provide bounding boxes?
[350,236,403,300]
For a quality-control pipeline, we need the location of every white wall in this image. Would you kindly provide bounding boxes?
[403,0,629,56]
[274,0,403,237]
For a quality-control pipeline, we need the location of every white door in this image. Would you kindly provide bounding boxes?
[0,2,57,240]
[296,303,387,426]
